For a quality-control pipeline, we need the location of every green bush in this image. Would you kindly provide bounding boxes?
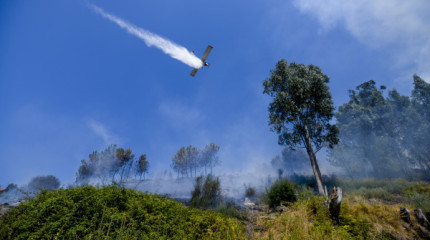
[267,179,296,209]
[0,185,245,239]
[190,175,222,209]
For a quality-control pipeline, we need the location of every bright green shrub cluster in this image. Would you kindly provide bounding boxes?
[267,179,296,209]
[0,185,245,239]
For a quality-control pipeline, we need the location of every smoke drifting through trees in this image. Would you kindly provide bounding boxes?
[76,144,149,184]
[171,143,220,178]
[329,75,430,180]
[271,148,310,176]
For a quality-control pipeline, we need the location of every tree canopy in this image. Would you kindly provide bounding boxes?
[330,76,430,179]
[76,145,149,184]
[171,143,220,178]
[263,59,338,195]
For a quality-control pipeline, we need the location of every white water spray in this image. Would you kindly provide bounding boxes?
[90,4,203,69]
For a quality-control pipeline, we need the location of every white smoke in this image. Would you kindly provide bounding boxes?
[90,4,203,69]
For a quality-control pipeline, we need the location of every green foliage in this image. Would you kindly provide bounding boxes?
[0,185,245,239]
[215,200,247,221]
[331,76,430,179]
[407,191,430,212]
[306,196,372,239]
[267,179,297,209]
[404,183,430,212]
[190,175,222,209]
[263,59,338,195]
[263,59,339,150]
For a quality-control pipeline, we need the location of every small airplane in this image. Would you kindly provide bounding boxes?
[190,45,213,77]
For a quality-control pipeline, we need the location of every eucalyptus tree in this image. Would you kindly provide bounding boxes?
[263,59,339,195]
[411,75,430,174]
[199,143,220,175]
[171,146,199,177]
[136,154,149,180]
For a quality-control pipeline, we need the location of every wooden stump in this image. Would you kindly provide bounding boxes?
[400,207,412,226]
[329,187,342,224]
[415,209,430,231]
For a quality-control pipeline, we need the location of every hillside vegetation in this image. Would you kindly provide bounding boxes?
[250,178,430,239]
[0,185,245,239]
[1,178,430,239]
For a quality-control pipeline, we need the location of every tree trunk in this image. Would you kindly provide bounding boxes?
[303,125,325,195]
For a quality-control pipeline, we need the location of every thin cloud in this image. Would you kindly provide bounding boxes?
[158,101,205,127]
[293,0,430,82]
[87,120,120,146]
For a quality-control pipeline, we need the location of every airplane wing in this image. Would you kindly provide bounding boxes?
[200,45,213,62]
[190,68,199,76]
[190,45,213,77]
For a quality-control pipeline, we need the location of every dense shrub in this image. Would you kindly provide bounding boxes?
[244,184,256,199]
[0,185,245,239]
[190,175,222,209]
[267,178,297,208]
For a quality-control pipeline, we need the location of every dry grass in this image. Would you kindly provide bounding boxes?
[250,194,427,240]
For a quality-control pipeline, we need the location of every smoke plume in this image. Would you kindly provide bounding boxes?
[90,4,203,69]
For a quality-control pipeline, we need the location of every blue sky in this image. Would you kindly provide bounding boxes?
[1,0,429,187]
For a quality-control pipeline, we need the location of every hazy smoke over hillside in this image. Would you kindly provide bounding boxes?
[90,4,203,69]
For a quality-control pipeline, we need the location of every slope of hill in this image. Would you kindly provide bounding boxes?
[0,185,245,239]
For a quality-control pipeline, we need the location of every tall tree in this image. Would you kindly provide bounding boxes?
[199,143,220,174]
[136,154,149,180]
[263,60,339,195]
[185,146,199,177]
[115,148,135,183]
[411,75,430,174]
[171,147,188,177]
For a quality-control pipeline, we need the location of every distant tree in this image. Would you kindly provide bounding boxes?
[6,183,18,192]
[136,154,149,180]
[171,147,188,178]
[186,146,199,177]
[115,148,135,183]
[75,145,147,184]
[271,148,309,176]
[199,143,220,175]
[171,145,200,177]
[410,75,430,174]
[329,79,426,178]
[28,175,60,191]
[263,60,339,195]
[76,159,93,183]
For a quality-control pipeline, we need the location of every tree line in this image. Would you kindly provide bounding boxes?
[329,76,430,179]
[76,144,149,184]
[264,59,430,195]
[171,143,220,178]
